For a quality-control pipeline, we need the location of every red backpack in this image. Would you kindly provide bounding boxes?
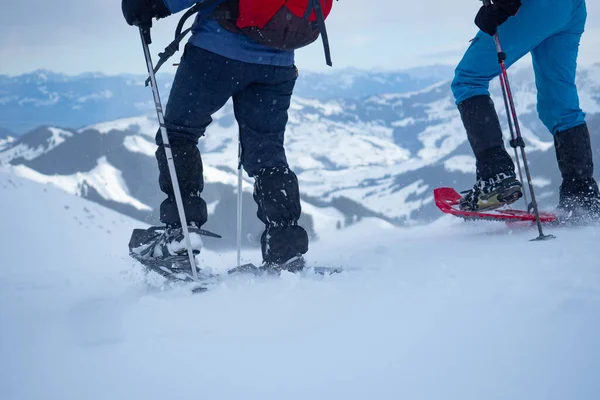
[214,0,335,65]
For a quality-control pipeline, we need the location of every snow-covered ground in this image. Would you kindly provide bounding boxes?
[1,168,599,400]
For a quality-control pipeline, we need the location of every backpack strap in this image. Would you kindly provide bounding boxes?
[305,0,332,66]
[209,1,240,34]
[145,1,224,86]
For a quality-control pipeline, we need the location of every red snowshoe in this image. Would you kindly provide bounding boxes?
[434,187,557,224]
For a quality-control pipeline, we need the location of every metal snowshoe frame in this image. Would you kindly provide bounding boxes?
[481,0,555,241]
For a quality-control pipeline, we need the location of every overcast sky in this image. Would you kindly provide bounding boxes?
[1,1,599,76]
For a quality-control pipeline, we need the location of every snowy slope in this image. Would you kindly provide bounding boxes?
[2,169,600,400]
[0,126,73,163]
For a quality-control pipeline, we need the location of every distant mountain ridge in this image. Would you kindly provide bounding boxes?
[0,126,13,138]
[0,127,15,150]
[0,67,454,134]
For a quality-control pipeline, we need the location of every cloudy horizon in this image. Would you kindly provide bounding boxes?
[1,1,600,76]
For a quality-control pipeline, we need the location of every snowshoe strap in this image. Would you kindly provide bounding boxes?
[147,225,223,239]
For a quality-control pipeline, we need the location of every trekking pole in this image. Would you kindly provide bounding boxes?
[236,140,243,267]
[498,73,529,208]
[481,0,555,241]
[480,0,527,207]
[137,24,201,279]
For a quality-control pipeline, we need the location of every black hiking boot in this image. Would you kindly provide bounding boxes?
[459,171,523,212]
[155,137,208,227]
[253,166,309,266]
[557,178,600,223]
[554,124,600,224]
[457,95,523,211]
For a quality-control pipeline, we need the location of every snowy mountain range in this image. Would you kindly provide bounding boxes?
[2,64,600,249]
[0,66,453,134]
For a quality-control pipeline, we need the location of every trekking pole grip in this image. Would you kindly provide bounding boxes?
[135,22,153,45]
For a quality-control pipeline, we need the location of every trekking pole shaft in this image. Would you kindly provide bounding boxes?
[481,0,528,207]
[138,26,199,280]
[493,37,524,140]
[492,32,548,238]
[498,73,529,207]
[236,141,243,268]
[512,147,529,206]
[518,147,545,236]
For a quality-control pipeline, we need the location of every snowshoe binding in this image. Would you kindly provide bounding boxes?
[459,172,523,212]
[260,255,306,274]
[226,256,342,277]
[227,255,306,276]
[128,225,221,282]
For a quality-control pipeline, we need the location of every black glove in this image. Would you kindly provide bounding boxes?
[122,0,171,26]
[475,0,522,36]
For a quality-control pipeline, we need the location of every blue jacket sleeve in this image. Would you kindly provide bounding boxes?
[163,0,228,14]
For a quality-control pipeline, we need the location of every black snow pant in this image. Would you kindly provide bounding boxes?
[155,44,308,264]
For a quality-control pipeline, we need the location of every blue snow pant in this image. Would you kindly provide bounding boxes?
[452,0,587,135]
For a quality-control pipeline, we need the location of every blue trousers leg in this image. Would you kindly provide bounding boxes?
[532,0,587,134]
[452,0,581,111]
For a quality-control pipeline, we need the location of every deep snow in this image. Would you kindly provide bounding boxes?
[1,168,599,400]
